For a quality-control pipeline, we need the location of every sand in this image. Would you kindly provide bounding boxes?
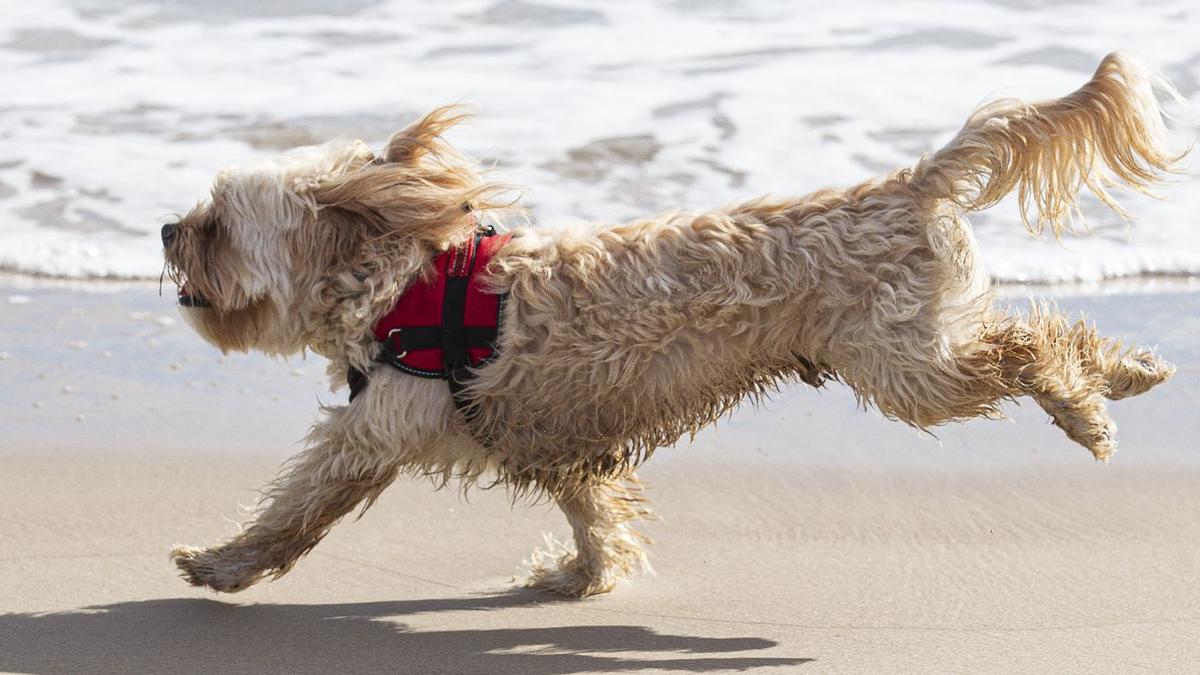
[1,278,1199,673]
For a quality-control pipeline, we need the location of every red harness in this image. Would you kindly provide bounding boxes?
[347,229,512,411]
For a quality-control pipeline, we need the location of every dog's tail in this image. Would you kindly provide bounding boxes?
[909,51,1186,235]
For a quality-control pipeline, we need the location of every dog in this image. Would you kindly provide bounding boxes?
[166,52,1180,597]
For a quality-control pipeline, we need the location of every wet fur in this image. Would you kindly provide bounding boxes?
[167,52,1181,597]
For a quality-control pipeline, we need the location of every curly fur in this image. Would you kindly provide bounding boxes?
[167,53,1180,597]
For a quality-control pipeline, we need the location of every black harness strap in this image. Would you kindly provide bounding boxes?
[347,364,369,401]
[441,233,483,421]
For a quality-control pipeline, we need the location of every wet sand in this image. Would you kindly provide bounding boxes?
[1,280,1198,673]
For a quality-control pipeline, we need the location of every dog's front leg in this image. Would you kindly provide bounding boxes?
[527,474,654,597]
[170,406,401,593]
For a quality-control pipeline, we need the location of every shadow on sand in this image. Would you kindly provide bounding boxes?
[0,589,811,673]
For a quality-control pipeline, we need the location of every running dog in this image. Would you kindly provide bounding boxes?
[166,52,1180,597]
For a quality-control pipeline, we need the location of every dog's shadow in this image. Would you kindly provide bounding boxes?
[0,588,811,673]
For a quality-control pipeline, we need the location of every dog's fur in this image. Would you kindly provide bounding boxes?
[167,52,1182,597]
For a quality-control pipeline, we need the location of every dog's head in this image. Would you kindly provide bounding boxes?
[163,106,504,355]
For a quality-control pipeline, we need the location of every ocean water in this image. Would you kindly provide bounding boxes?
[0,0,1197,283]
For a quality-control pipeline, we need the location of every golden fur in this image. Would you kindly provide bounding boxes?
[167,52,1181,597]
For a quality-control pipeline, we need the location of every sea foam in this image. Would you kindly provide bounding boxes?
[0,0,1196,283]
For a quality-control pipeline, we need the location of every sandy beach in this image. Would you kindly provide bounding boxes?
[1,278,1198,673]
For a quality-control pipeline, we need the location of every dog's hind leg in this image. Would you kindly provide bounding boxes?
[864,305,1172,461]
[988,313,1121,460]
[170,405,404,592]
[997,307,1172,458]
[526,473,654,597]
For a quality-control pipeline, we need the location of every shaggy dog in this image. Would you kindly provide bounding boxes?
[167,52,1180,597]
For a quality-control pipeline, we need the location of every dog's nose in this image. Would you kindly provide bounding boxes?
[161,223,177,247]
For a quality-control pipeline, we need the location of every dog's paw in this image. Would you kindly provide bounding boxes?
[170,545,261,593]
[1104,350,1174,400]
[526,558,617,598]
[523,533,649,598]
[524,535,609,598]
[1086,424,1118,463]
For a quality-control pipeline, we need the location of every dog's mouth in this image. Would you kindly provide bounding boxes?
[162,260,212,308]
[178,285,212,308]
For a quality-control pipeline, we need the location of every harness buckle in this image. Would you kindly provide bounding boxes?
[385,328,408,362]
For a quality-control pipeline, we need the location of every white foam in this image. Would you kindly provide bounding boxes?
[0,0,1196,283]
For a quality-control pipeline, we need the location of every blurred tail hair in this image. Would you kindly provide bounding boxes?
[910,51,1187,236]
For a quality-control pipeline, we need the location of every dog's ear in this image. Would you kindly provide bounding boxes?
[382,105,471,166]
[311,106,503,249]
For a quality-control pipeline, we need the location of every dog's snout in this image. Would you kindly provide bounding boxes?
[161,223,177,247]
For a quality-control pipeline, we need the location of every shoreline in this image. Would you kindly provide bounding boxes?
[3,277,1196,465]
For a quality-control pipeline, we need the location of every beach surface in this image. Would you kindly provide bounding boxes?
[1,279,1198,673]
